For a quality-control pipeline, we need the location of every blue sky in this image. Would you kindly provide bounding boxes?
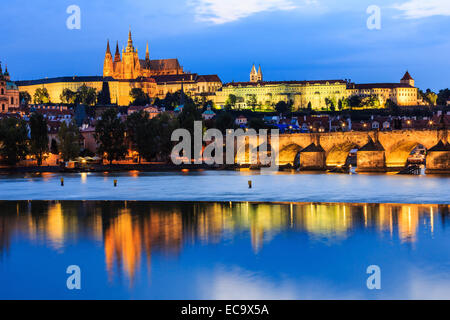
[1,0,449,90]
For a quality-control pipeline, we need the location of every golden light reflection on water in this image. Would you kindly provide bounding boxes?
[0,201,448,286]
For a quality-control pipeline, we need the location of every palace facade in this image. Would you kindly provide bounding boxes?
[17,30,221,106]
[214,66,418,110]
[0,63,20,113]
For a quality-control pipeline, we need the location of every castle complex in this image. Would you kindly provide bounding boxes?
[214,66,418,110]
[10,30,419,110]
[16,30,221,106]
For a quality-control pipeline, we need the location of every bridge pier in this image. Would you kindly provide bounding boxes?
[356,137,387,172]
[299,143,326,170]
[425,140,450,174]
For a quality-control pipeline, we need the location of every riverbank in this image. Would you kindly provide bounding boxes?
[0,163,237,174]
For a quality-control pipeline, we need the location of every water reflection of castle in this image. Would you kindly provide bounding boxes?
[0,201,449,284]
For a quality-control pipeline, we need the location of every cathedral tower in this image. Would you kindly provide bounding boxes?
[250,64,262,82]
[103,40,114,77]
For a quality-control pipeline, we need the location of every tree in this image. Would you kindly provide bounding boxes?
[437,88,450,106]
[126,111,150,163]
[75,84,97,106]
[60,88,76,104]
[385,99,399,115]
[347,95,362,109]
[425,89,438,106]
[0,117,29,166]
[50,138,58,154]
[29,112,49,166]
[19,91,32,106]
[95,108,127,164]
[246,95,257,111]
[307,101,312,111]
[362,94,380,109]
[225,94,237,110]
[248,118,274,131]
[154,90,193,111]
[33,88,50,104]
[147,113,179,162]
[97,82,111,105]
[275,101,291,115]
[215,112,236,133]
[325,97,336,111]
[130,88,150,106]
[57,121,81,162]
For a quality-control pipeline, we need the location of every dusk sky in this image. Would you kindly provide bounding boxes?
[2,0,449,90]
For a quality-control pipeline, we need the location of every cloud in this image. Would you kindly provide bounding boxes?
[393,0,450,19]
[188,0,317,24]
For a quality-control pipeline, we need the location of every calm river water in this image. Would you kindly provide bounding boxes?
[0,171,449,299]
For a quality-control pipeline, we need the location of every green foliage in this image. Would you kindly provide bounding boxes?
[0,117,29,165]
[385,99,399,115]
[97,82,111,105]
[275,101,292,114]
[347,95,362,109]
[225,94,237,111]
[361,94,380,109]
[248,118,274,131]
[29,112,49,165]
[178,101,202,132]
[57,121,81,162]
[75,85,97,106]
[437,88,450,106]
[154,90,194,111]
[246,95,257,111]
[95,108,127,164]
[126,111,178,162]
[147,113,179,161]
[325,97,337,111]
[50,138,58,154]
[130,88,150,106]
[33,88,50,104]
[215,112,236,133]
[19,91,32,105]
[60,88,76,104]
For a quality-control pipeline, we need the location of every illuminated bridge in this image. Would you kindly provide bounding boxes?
[236,129,450,173]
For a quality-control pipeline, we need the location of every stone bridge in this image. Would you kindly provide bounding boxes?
[236,129,449,173]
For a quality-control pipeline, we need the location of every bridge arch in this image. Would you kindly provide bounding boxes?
[326,142,360,167]
[279,143,303,166]
[235,140,273,165]
[386,140,427,169]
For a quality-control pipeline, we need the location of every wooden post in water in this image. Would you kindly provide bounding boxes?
[61,178,64,187]
[114,179,118,187]
[248,180,252,189]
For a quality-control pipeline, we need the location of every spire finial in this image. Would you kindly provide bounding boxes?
[146,42,150,60]
[106,39,111,54]
[127,27,134,52]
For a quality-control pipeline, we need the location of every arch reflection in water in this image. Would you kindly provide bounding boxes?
[0,201,448,288]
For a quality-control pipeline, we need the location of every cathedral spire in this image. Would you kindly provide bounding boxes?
[127,27,134,52]
[114,41,121,62]
[105,39,112,57]
[145,42,150,61]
